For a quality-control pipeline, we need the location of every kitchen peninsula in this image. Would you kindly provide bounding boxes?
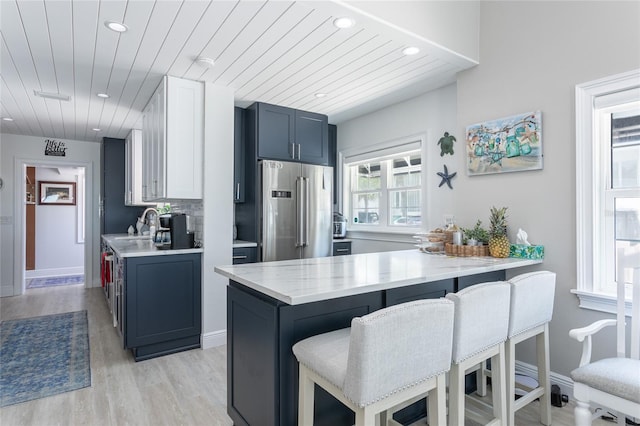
[214,250,542,426]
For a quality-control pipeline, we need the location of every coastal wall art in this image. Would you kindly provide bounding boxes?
[465,111,543,176]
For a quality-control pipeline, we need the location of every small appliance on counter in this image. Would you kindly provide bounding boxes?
[333,212,347,239]
[155,213,195,249]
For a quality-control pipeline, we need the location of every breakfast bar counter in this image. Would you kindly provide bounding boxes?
[215,250,541,305]
[214,250,542,426]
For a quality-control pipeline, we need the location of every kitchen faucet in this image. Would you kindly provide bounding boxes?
[137,207,159,237]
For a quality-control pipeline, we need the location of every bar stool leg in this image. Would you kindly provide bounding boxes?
[448,363,465,426]
[476,361,488,397]
[506,337,516,426]
[537,323,552,425]
[355,408,376,426]
[298,365,315,426]
[491,343,507,425]
[427,374,446,425]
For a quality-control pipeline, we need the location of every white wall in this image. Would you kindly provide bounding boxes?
[337,82,459,255]
[0,133,100,296]
[455,1,640,380]
[34,167,84,272]
[202,84,234,347]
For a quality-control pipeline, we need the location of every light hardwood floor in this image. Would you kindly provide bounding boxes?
[1,284,607,426]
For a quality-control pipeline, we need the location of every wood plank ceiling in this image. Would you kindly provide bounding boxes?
[0,0,477,142]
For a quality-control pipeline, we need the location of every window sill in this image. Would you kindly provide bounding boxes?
[571,289,633,316]
[346,229,417,244]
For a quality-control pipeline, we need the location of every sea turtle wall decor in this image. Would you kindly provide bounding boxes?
[437,131,456,156]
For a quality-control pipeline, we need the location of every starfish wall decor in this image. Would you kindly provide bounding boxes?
[437,165,456,189]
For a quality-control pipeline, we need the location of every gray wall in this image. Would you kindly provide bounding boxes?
[336,1,640,383]
[338,82,458,235]
[0,133,101,296]
[455,1,640,379]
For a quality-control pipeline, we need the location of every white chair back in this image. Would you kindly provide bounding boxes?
[507,271,556,338]
[445,281,511,363]
[342,299,454,407]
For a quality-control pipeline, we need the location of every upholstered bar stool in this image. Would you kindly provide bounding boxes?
[292,299,455,426]
[446,281,511,426]
[477,271,556,424]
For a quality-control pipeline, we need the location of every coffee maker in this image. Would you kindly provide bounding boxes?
[169,214,191,249]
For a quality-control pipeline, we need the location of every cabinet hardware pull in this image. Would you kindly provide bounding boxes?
[232,255,248,260]
[297,143,301,160]
[236,183,240,200]
[290,142,295,159]
[336,248,349,252]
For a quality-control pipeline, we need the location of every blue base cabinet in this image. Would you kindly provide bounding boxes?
[123,253,202,361]
[226,269,505,426]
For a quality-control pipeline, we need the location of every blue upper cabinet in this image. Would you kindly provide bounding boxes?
[234,107,246,203]
[295,109,328,165]
[253,102,328,166]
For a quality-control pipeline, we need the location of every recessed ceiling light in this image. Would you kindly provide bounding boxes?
[2,117,14,122]
[314,93,327,98]
[92,128,101,132]
[33,90,71,101]
[402,46,420,56]
[105,21,128,33]
[195,56,215,68]
[333,17,354,29]
[97,93,109,99]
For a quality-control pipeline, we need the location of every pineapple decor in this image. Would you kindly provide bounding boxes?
[488,206,510,258]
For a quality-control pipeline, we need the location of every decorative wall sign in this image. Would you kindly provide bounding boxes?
[38,181,76,205]
[437,165,456,189]
[466,111,542,175]
[437,132,456,156]
[44,139,67,157]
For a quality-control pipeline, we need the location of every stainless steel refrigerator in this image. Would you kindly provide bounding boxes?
[260,160,332,262]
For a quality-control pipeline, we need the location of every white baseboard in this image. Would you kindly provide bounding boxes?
[515,360,574,399]
[1,284,15,297]
[25,267,84,279]
[202,329,226,349]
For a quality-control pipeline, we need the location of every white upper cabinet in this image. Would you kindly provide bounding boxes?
[141,76,204,201]
[125,129,154,206]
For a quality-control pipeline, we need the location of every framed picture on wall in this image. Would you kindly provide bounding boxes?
[466,111,543,176]
[38,181,76,205]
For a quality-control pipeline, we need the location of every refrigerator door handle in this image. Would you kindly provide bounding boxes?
[296,177,304,247]
[303,176,310,246]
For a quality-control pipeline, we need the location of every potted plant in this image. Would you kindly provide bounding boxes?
[463,220,489,246]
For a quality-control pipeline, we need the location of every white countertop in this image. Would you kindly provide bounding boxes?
[214,250,542,305]
[102,234,204,258]
[233,240,258,248]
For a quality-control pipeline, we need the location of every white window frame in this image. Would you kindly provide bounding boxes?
[574,69,640,314]
[341,134,426,235]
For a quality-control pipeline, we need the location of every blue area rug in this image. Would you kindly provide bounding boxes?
[27,275,84,289]
[0,311,91,407]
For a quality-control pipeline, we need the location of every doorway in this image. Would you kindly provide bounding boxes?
[13,158,94,297]
[23,165,86,291]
